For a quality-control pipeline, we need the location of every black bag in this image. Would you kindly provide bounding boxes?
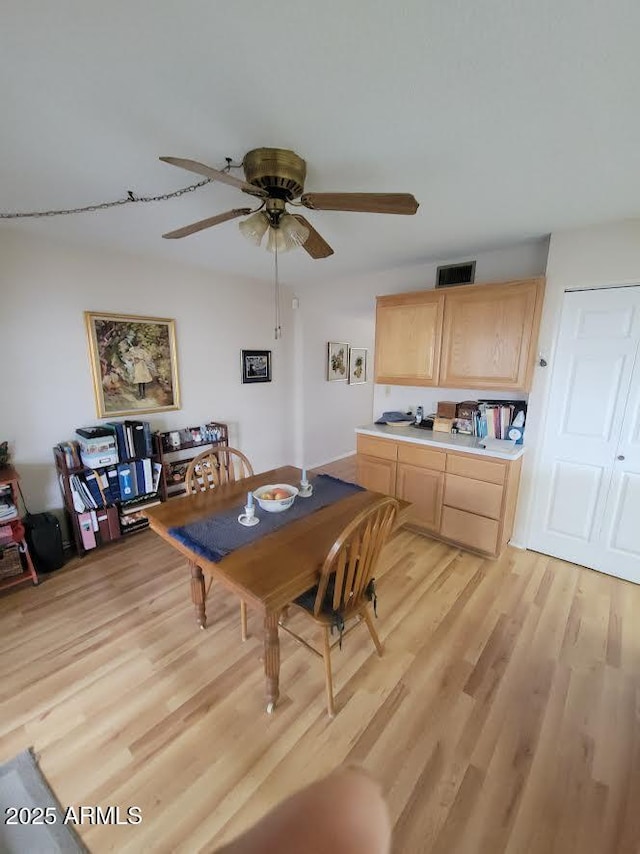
[24,512,65,573]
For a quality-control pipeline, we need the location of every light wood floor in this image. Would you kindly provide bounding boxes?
[2,458,640,852]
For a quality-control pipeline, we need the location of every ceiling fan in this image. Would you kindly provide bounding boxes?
[159,148,419,259]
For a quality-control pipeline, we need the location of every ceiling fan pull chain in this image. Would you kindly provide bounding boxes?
[274,244,282,340]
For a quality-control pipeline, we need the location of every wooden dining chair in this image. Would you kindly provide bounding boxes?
[280,495,399,717]
[185,446,254,494]
[185,447,254,640]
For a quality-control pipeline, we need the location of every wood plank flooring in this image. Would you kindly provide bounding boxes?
[1,458,640,852]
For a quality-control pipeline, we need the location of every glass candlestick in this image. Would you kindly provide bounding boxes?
[238,501,259,526]
[299,467,313,498]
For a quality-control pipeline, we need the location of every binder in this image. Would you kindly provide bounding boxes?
[105,422,126,461]
[105,465,120,503]
[84,471,105,508]
[78,512,97,550]
[132,422,147,458]
[106,506,121,540]
[136,460,147,495]
[142,458,153,494]
[117,464,134,499]
[125,423,134,458]
[143,422,153,457]
[96,510,111,544]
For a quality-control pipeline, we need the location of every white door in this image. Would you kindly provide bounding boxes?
[529,286,640,583]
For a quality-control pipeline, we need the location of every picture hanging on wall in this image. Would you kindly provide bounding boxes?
[348,348,368,384]
[85,311,181,418]
[241,350,272,383]
[327,342,349,381]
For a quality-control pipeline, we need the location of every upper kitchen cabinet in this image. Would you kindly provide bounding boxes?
[439,278,544,390]
[374,291,445,386]
[374,277,545,392]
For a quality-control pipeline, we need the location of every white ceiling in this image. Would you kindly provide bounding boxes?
[2,0,639,285]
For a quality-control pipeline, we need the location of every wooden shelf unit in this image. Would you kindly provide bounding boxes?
[54,445,161,556]
[0,465,39,590]
[154,422,228,501]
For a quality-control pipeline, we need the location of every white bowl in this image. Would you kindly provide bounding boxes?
[253,483,299,513]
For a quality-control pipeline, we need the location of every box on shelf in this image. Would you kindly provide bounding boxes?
[76,428,118,468]
[436,401,457,419]
[433,417,454,433]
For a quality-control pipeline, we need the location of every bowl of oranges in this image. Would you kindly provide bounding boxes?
[253,483,299,513]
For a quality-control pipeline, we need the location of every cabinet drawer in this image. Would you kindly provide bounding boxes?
[446,453,506,485]
[440,506,499,555]
[444,473,503,520]
[397,443,445,471]
[356,435,398,461]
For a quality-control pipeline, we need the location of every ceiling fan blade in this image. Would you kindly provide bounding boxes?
[159,156,267,197]
[162,208,253,239]
[292,215,334,259]
[300,192,419,215]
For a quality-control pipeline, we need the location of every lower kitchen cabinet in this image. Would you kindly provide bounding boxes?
[356,433,522,558]
[356,454,397,496]
[396,463,443,532]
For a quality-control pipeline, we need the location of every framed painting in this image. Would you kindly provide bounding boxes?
[327,342,349,381]
[348,347,368,384]
[84,311,181,418]
[241,350,272,383]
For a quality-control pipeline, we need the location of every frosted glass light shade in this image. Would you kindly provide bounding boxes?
[266,226,297,254]
[279,213,309,247]
[238,211,269,245]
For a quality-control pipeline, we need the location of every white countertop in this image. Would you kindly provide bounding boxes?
[356,423,525,460]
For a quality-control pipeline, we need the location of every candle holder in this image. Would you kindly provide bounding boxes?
[238,504,260,527]
[298,478,313,498]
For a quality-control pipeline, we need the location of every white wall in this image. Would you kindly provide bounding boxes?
[515,219,640,546]
[298,238,549,467]
[0,228,295,515]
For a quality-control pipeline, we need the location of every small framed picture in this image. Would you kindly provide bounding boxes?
[327,342,349,381]
[348,348,368,384]
[241,350,272,384]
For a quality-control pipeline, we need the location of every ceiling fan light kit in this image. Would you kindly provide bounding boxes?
[160,147,419,259]
[238,210,269,245]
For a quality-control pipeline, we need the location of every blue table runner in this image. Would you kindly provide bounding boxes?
[168,474,364,563]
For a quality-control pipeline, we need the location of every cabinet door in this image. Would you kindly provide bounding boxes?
[356,455,397,496]
[396,462,443,532]
[439,278,544,390]
[375,292,444,386]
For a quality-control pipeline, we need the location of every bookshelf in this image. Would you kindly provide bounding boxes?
[155,421,228,501]
[0,466,39,590]
[54,423,163,556]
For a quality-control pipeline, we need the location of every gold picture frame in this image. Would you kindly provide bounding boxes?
[84,311,181,418]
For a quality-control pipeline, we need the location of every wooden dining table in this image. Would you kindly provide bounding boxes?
[146,465,408,713]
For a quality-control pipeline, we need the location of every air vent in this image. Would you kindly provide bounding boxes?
[436,261,476,288]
